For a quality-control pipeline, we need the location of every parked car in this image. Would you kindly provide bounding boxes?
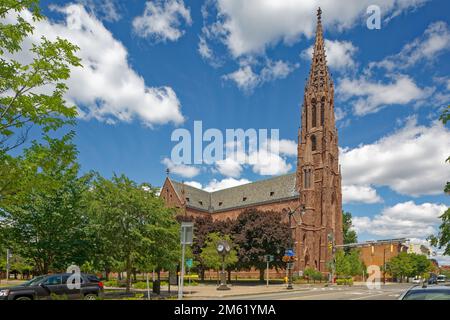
[0,273,103,300]
[437,275,447,283]
[412,277,421,284]
[399,285,450,300]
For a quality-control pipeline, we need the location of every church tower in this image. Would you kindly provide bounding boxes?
[296,8,343,273]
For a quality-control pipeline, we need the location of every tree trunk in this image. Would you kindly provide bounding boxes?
[125,257,132,293]
[227,269,231,282]
[259,269,265,282]
[200,268,205,282]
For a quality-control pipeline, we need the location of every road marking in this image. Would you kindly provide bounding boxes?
[350,292,393,300]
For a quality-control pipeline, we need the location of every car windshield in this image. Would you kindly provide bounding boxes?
[403,290,450,300]
[21,275,46,287]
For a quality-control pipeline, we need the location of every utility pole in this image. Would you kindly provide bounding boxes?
[282,204,306,290]
[178,222,194,300]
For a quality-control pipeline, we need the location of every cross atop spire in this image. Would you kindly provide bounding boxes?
[306,7,332,93]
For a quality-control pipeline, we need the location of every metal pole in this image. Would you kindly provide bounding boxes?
[266,260,269,287]
[6,249,10,284]
[178,243,186,300]
[287,213,293,290]
[146,272,150,300]
[383,248,386,285]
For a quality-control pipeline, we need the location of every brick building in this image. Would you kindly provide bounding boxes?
[161,8,343,273]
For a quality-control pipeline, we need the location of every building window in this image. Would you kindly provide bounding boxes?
[218,201,223,206]
[321,97,325,126]
[198,201,203,206]
[311,135,317,151]
[242,197,247,202]
[185,197,190,202]
[312,101,317,128]
[270,191,274,196]
[304,169,312,189]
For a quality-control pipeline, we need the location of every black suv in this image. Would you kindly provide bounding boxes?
[0,273,104,300]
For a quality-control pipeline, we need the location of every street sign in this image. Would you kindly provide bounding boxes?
[286,249,294,257]
[180,222,194,245]
[265,255,274,262]
[186,258,193,268]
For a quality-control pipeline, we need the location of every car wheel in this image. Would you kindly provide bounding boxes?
[16,296,32,300]
[84,293,97,300]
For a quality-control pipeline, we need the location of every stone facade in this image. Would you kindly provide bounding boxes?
[161,8,343,273]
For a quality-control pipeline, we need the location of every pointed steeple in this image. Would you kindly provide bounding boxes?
[307,7,332,92]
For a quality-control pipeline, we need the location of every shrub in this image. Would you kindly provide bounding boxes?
[336,277,353,286]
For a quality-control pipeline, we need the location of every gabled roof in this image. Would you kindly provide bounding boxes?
[170,173,298,213]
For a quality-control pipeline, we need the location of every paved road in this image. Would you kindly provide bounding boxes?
[220,284,413,300]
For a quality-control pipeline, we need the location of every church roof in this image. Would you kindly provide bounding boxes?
[170,173,298,213]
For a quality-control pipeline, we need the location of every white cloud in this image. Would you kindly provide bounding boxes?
[369,21,450,72]
[186,178,251,192]
[248,149,292,176]
[223,65,259,92]
[352,201,447,239]
[80,0,122,22]
[216,157,242,178]
[342,185,382,204]
[223,59,298,92]
[184,181,203,189]
[5,5,185,126]
[162,158,200,178]
[204,178,251,192]
[338,75,429,115]
[340,116,450,196]
[301,39,357,71]
[203,0,429,58]
[132,0,192,42]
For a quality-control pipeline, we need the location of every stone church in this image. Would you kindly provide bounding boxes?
[161,8,343,273]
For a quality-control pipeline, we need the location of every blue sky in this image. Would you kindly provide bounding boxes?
[12,1,450,262]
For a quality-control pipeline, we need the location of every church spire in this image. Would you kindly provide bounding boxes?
[307,7,332,92]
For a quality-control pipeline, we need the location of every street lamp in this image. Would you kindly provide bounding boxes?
[217,240,231,290]
[282,204,306,290]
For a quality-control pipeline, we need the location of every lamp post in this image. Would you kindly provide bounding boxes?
[217,240,231,290]
[283,204,306,290]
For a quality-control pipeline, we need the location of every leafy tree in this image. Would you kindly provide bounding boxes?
[232,209,290,281]
[0,133,92,274]
[176,214,215,281]
[86,174,179,292]
[346,249,365,276]
[200,232,238,272]
[428,105,449,254]
[335,249,351,277]
[343,211,358,245]
[386,253,432,282]
[0,0,81,153]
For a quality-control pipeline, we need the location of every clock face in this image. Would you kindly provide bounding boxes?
[225,244,231,252]
[217,244,224,252]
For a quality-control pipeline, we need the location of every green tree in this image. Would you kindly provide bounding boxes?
[0,133,92,274]
[342,211,358,245]
[410,253,433,278]
[0,0,81,154]
[428,105,450,255]
[335,249,351,277]
[386,252,414,282]
[200,232,238,272]
[86,174,179,292]
[347,249,365,276]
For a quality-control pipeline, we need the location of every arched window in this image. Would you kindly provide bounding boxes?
[321,97,325,126]
[311,99,317,128]
[311,135,317,151]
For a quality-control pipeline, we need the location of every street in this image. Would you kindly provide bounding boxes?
[220,284,413,300]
